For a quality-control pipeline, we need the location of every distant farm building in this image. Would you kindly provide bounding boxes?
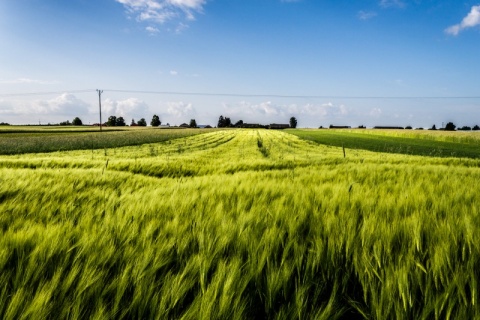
[329,125,351,129]
[374,126,404,129]
[269,124,290,129]
[241,123,262,128]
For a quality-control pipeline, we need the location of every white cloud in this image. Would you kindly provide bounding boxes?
[222,101,349,124]
[146,26,160,34]
[299,102,348,117]
[170,70,178,76]
[116,0,205,27]
[379,0,405,8]
[445,5,480,36]
[103,98,150,119]
[370,108,382,117]
[43,94,90,115]
[174,22,189,33]
[166,101,196,118]
[0,78,58,85]
[358,10,377,20]
[226,101,289,118]
[0,94,90,124]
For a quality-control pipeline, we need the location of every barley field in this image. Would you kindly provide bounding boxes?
[1,128,479,319]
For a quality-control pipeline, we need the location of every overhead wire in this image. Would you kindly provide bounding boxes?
[0,88,480,99]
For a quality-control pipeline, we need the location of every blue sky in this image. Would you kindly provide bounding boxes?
[1,0,480,127]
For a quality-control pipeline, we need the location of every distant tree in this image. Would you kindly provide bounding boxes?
[150,115,161,127]
[459,126,471,131]
[473,125,480,131]
[0,122,10,126]
[405,126,412,130]
[72,117,83,126]
[218,115,232,127]
[137,118,147,126]
[235,120,244,127]
[130,119,137,126]
[59,120,71,126]
[217,115,225,128]
[430,124,437,130]
[445,122,456,131]
[289,117,298,128]
[116,117,126,126]
[189,119,197,128]
[107,116,117,126]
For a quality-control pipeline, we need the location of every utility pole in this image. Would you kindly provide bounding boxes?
[97,89,103,131]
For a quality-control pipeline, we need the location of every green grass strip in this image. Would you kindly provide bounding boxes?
[288,129,480,159]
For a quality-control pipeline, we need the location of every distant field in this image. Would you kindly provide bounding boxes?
[1,129,479,318]
[289,129,480,159]
[0,126,214,155]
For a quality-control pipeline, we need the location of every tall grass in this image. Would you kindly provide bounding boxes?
[0,129,479,318]
[289,129,480,159]
[0,127,214,155]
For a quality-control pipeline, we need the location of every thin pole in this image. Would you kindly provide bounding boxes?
[97,89,103,131]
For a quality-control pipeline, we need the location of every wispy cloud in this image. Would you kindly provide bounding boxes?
[223,101,349,124]
[116,0,206,28]
[0,78,58,85]
[358,10,377,20]
[370,108,382,117]
[146,26,160,34]
[165,101,196,118]
[379,0,405,9]
[103,98,150,119]
[445,5,480,36]
[0,93,89,116]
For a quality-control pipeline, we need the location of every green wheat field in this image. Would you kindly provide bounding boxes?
[1,127,480,319]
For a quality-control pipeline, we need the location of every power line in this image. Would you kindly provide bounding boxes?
[1,88,480,99]
[0,89,95,97]
[104,89,480,99]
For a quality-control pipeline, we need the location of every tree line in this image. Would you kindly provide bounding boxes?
[217,115,297,128]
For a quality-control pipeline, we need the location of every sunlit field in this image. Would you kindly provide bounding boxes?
[0,126,213,155]
[1,128,479,319]
[289,129,480,159]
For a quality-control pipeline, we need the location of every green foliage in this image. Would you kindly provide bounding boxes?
[189,119,197,128]
[107,116,117,127]
[1,130,480,318]
[218,115,231,128]
[445,122,456,131]
[137,118,147,127]
[0,127,212,155]
[116,117,126,127]
[289,129,480,159]
[289,116,297,128]
[150,115,161,127]
[72,117,83,126]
